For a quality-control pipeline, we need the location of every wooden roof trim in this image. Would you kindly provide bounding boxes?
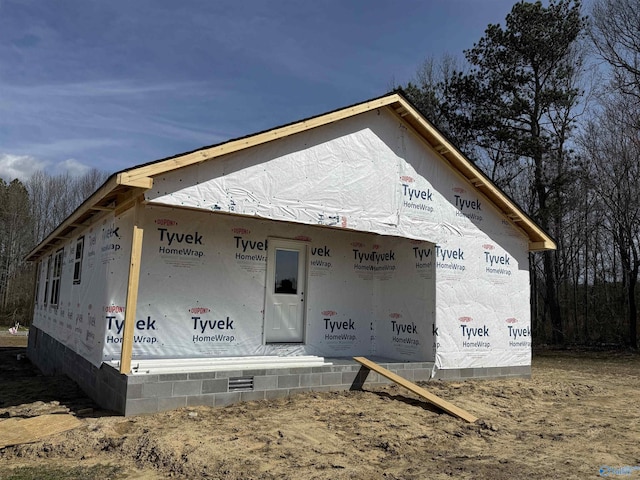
[26,175,149,261]
[90,205,115,212]
[26,92,555,260]
[118,95,403,185]
[116,173,153,189]
[529,240,556,251]
[117,91,554,251]
[391,96,556,251]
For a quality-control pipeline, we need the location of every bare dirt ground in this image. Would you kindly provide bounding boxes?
[1,333,640,479]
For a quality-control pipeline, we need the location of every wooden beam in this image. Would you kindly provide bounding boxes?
[392,96,557,251]
[116,172,153,189]
[115,194,145,217]
[118,95,403,184]
[529,240,556,251]
[394,106,409,117]
[353,356,478,423]
[26,176,120,261]
[120,220,144,374]
[90,205,115,212]
[435,144,450,154]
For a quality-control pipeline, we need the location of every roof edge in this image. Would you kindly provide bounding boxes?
[389,95,556,252]
[25,174,151,261]
[117,94,404,185]
[26,91,556,260]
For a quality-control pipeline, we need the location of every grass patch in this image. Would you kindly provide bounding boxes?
[0,464,124,480]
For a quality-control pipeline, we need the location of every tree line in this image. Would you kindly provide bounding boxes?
[0,169,108,325]
[402,0,640,347]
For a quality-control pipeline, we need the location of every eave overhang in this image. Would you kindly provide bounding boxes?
[26,92,555,261]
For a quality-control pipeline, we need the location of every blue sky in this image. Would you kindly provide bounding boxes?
[0,0,521,181]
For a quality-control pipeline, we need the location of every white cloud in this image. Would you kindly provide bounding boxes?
[0,154,49,181]
[55,158,91,177]
[0,154,95,182]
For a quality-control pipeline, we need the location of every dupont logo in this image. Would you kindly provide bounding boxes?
[372,244,380,250]
[155,218,178,226]
[505,317,518,324]
[104,305,125,313]
[231,227,250,235]
[400,175,414,183]
[295,235,312,242]
[189,307,211,314]
[459,316,473,323]
[452,187,466,194]
[389,313,402,319]
[322,310,337,316]
[351,241,364,248]
[483,244,495,250]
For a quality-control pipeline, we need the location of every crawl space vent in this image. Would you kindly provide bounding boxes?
[228,376,254,392]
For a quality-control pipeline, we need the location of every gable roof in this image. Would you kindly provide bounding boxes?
[26,92,555,261]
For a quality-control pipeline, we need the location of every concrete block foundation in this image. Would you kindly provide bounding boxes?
[27,326,530,416]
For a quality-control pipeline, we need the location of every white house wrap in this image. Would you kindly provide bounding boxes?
[27,92,554,388]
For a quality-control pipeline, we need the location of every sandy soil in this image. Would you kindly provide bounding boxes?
[1,333,639,479]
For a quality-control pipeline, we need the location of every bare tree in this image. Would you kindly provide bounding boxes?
[403,55,470,145]
[26,168,109,244]
[405,2,591,345]
[580,93,640,348]
[590,0,640,102]
[0,168,110,325]
[445,0,586,344]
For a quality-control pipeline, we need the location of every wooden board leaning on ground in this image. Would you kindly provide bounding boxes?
[353,357,478,423]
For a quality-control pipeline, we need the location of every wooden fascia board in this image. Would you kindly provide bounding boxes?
[26,173,154,262]
[118,95,404,184]
[116,173,153,189]
[392,97,556,252]
[26,176,120,261]
[90,205,115,212]
[529,240,557,252]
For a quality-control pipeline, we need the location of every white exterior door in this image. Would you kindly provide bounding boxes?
[264,239,307,343]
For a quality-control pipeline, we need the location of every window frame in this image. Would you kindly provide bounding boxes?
[50,248,64,307]
[73,236,85,285]
[34,260,41,304]
[43,256,51,306]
